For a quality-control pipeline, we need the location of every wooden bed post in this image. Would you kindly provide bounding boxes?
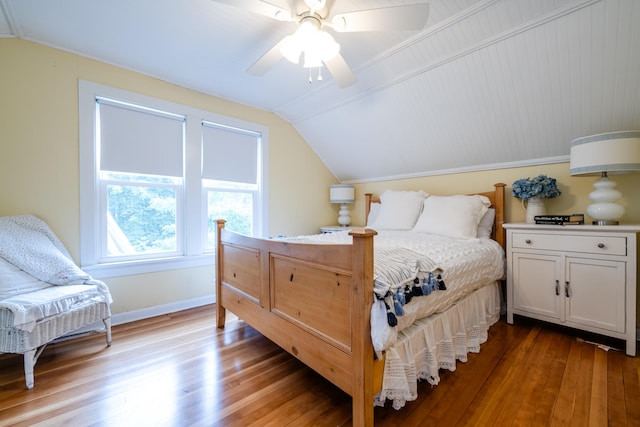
[493,183,506,249]
[215,219,226,329]
[364,193,373,225]
[349,228,377,427]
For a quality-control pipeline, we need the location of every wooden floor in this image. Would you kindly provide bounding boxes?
[0,305,638,427]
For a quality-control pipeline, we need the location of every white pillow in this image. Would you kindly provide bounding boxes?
[477,208,495,239]
[412,195,490,239]
[367,202,380,225]
[367,190,428,230]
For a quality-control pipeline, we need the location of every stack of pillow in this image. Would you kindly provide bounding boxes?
[366,190,495,240]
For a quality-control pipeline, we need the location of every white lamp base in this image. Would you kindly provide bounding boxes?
[586,174,625,225]
[337,204,351,226]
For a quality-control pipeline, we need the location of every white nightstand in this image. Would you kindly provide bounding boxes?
[320,225,362,234]
[503,223,639,356]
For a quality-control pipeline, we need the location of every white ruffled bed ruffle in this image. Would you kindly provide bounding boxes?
[374,283,501,409]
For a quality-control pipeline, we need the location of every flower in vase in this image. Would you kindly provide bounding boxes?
[512,175,561,201]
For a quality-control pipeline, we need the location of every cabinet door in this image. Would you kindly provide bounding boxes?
[565,257,626,333]
[512,253,562,321]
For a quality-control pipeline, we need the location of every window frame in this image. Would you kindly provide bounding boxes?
[79,80,269,279]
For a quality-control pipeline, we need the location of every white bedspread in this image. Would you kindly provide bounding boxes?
[289,230,505,351]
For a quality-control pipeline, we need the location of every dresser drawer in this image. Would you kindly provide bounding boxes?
[511,232,626,256]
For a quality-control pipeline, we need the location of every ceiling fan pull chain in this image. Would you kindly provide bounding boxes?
[308,68,313,84]
[317,66,323,81]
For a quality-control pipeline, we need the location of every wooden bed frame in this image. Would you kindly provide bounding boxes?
[215,183,505,426]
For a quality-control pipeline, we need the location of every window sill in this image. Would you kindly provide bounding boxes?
[82,254,215,279]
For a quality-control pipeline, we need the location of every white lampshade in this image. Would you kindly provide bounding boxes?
[329,185,355,203]
[570,131,640,225]
[329,184,355,226]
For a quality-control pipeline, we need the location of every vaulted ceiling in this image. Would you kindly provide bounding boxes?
[1,0,638,182]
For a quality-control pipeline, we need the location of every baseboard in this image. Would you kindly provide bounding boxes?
[110,294,215,326]
[62,294,215,338]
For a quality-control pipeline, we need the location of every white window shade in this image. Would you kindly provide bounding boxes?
[99,100,185,177]
[202,122,259,184]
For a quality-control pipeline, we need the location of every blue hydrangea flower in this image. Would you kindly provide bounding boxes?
[512,175,561,200]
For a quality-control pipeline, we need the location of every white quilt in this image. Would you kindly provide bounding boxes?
[288,230,505,352]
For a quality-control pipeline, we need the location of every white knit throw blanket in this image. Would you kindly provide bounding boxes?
[0,215,111,301]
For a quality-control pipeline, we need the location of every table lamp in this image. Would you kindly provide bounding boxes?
[329,184,355,226]
[569,131,640,225]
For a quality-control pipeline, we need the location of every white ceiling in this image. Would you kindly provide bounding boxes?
[1,0,639,182]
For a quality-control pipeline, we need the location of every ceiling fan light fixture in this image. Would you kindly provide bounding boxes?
[281,17,340,67]
[313,30,340,61]
[303,50,322,68]
[301,31,339,68]
[281,35,302,64]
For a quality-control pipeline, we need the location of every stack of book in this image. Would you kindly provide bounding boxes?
[534,214,585,225]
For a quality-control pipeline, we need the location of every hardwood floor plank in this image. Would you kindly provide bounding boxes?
[454,319,533,426]
[464,325,543,425]
[607,349,628,427]
[589,347,608,426]
[1,306,638,427]
[551,338,584,426]
[510,328,564,426]
[570,344,595,427]
[531,330,572,426]
[622,351,640,426]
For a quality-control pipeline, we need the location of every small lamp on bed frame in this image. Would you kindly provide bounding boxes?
[329,184,355,226]
[569,131,640,225]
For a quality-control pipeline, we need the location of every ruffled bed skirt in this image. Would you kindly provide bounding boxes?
[374,282,501,409]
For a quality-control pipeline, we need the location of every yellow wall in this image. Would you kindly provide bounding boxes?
[1,38,639,322]
[0,39,338,317]
[351,163,640,226]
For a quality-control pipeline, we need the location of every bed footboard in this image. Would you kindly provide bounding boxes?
[216,220,377,426]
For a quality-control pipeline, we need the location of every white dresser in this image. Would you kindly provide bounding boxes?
[504,223,639,356]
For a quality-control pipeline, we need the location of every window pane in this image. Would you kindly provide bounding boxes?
[202,122,259,184]
[99,99,185,177]
[207,191,253,246]
[107,184,177,256]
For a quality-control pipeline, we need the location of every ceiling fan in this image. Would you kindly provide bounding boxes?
[212,0,429,87]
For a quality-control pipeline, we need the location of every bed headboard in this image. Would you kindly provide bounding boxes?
[364,183,506,249]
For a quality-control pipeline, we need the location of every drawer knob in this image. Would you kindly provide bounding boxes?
[597,243,605,249]
[525,239,532,244]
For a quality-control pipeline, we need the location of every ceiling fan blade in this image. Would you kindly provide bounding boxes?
[212,0,292,21]
[330,3,429,32]
[324,54,356,88]
[247,37,288,75]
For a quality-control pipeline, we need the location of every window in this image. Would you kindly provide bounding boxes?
[79,81,268,278]
[202,122,261,248]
